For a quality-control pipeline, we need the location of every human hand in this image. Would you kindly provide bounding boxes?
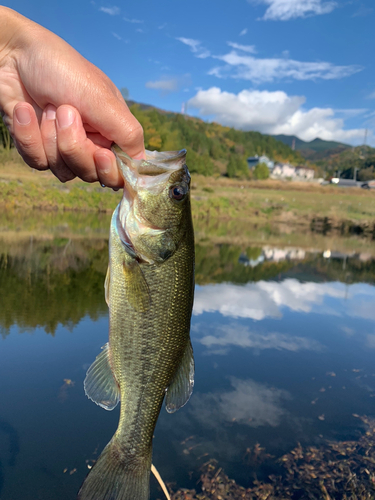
[0,7,145,188]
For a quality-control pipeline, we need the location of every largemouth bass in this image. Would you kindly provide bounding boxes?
[78,147,195,500]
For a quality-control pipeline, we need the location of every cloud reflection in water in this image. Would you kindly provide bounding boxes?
[189,377,291,428]
[194,323,323,355]
[193,279,374,320]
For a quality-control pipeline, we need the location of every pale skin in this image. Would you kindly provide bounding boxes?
[0,7,146,188]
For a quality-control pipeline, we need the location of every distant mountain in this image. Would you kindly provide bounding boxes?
[271,135,351,161]
[314,145,375,181]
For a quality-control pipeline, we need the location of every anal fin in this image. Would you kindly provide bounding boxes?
[84,343,120,410]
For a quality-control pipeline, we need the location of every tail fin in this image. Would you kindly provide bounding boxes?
[78,440,151,500]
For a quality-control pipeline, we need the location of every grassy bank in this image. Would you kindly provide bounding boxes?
[1,157,375,228]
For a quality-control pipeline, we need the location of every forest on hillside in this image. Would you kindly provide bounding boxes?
[129,104,303,177]
[0,106,303,178]
[314,145,375,181]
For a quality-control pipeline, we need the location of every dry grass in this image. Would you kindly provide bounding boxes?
[1,157,375,228]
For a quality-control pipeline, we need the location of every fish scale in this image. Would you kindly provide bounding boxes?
[78,147,195,500]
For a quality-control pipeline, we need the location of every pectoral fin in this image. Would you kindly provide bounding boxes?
[165,341,194,413]
[84,343,120,411]
[123,260,151,313]
[104,266,110,306]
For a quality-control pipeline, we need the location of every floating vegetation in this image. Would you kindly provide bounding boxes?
[170,416,375,500]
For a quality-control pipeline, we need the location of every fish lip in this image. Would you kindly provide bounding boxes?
[112,145,187,174]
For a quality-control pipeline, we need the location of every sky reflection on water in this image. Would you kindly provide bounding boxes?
[0,231,375,499]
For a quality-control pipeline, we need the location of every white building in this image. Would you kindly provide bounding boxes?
[247,155,274,170]
[272,163,296,177]
[295,166,315,180]
[272,163,314,180]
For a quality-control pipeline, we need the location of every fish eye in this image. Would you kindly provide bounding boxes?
[170,184,187,202]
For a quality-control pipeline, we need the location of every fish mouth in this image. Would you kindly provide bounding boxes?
[112,146,186,261]
[112,145,187,182]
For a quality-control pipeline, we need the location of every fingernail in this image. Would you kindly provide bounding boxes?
[45,107,56,121]
[57,107,75,129]
[15,106,31,125]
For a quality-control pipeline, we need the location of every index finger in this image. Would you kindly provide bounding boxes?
[78,79,146,160]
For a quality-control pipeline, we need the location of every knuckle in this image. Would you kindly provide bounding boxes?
[59,137,81,158]
[50,164,76,183]
[128,122,144,144]
[15,144,48,171]
[16,133,41,153]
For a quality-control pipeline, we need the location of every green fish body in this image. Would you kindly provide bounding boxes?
[78,148,195,500]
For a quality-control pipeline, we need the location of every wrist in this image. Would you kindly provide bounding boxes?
[0,7,36,65]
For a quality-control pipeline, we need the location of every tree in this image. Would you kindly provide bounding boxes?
[253,162,270,180]
[227,154,249,179]
[120,87,129,100]
[0,116,12,150]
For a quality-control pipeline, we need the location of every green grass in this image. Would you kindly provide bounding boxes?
[1,159,375,226]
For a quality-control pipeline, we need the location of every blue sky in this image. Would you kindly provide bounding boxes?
[4,0,375,145]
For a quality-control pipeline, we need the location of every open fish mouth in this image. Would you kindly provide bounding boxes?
[112,146,188,262]
[112,145,187,189]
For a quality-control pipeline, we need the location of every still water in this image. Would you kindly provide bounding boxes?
[0,211,375,499]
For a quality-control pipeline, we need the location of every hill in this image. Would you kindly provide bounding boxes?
[0,104,304,178]
[271,134,350,161]
[127,103,303,177]
[314,145,375,181]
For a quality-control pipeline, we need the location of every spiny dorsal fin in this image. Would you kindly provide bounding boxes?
[84,343,120,411]
[165,341,194,413]
[123,260,151,313]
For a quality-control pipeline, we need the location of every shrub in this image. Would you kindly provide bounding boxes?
[253,162,270,180]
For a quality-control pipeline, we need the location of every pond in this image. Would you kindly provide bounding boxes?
[0,210,375,499]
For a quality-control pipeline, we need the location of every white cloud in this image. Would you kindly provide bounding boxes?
[176,37,211,59]
[193,280,375,322]
[195,323,322,355]
[209,50,362,83]
[145,75,191,94]
[123,17,143,23]
[239,28,248,36]
[111,32,128,42]
[253,0,337,21]
[176,37,200,51]
[352,5,374,17]
[227,41,257,53]
[368,91,375,100]
[190,378,291,428]
[146,78,179,92]
[334,108,368,118]
[193,279,347,319]
[188,87,369,143]
[99,6,120,15]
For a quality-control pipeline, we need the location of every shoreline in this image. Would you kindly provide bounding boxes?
[1,160,375,235]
